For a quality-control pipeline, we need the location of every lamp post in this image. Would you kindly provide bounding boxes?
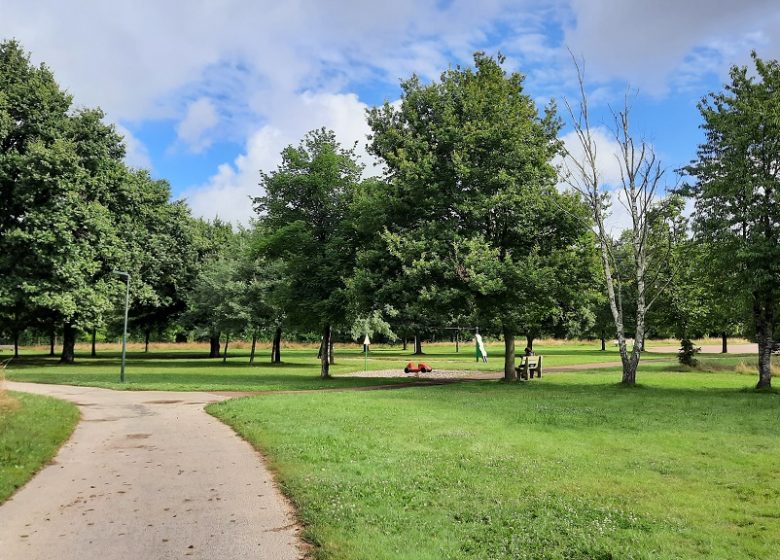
[112,271,130,383]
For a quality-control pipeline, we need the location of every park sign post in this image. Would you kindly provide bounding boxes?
[363,334,370,372]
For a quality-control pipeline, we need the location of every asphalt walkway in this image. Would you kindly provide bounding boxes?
[0,382,303,560]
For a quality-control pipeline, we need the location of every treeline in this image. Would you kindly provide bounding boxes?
[1,42,776,386]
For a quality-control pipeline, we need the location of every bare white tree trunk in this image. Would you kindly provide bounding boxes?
[562,54,669,385]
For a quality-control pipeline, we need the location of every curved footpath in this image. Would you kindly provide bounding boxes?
[0,382,304,560]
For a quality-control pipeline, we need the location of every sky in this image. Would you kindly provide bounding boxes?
[2,0,780,228]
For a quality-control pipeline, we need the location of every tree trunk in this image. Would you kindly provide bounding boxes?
[503,327,516,382]
[622,359,638,385]
[320,324,331,379]
[250,331,257,365]
[222,334,229,364]
[600,330,606,351]
[144,329,150,353]
[209,333,221,358]
[13,330,19,358]
[329,332,335,365]
[757,339,773,389]
[525,334,534,353]
[60,323,76,364]
[91,328,97,357]
[413,335,424,355]
[271,326,282,363]
[49,329,56,357]
[455,330,460,353]
[721,332,728,354]
[402,338,407,351]
[755,298,774,389]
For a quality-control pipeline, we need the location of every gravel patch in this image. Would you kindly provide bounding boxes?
[337,369,499,379]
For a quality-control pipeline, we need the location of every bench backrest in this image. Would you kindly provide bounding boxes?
[520,355,542,368]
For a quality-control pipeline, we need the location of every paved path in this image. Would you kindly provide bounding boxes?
[0,382,303,560]
[647,343,757,354]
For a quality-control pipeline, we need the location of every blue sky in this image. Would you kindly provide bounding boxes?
[2,0,780,226]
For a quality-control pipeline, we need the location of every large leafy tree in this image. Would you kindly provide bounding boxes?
[684,52,780,389]
[368,52,593,379]
[0,39,72,356]
[348,177,452,355]
[120,172,201,350]
[0,41,135,362]
[254,129,361,378]
[180,218,235,357]
[1,40,211,362]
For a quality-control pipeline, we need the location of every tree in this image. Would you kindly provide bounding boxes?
[562,58,675,385]
[182,252,249,361]
[254,129,361,379]
[238,226,285,365]
[115,172,200,352]
[0,41,158,363]
[182,218,235,357]
[684,53,780,389]
[368,52,592,380]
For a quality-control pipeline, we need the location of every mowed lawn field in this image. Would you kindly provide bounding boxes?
[2,340,674,391]
[0,390,79,504]
[5,340,778,558]
[209,367,780,560]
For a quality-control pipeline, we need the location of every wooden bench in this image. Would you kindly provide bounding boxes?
[516,355,543,380]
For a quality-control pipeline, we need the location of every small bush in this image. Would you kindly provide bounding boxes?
[678,339,700,367]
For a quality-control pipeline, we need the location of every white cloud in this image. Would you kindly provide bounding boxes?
[560,126,624,186]
[0,0,529,121]
[175,97,219,153]
[564,0,780,94]
[5,0,780,231]
[559,125,643,234]
[182,91,374,224]
[114,124,152,170]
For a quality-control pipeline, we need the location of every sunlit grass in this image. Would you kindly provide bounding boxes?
[4,340,660,391]
[0,391,79,503]
[210,369,780,559]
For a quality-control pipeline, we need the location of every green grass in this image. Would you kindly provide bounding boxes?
[209,370,780,560]
[0,391,79,503]
[3,342,654,391]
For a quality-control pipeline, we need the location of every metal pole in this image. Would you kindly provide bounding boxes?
[113,270,130,383]
[121,274,129,383]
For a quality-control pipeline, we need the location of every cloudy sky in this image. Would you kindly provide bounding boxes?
[2,0,780,225]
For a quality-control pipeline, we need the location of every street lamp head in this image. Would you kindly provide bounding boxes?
[112,270,129,279]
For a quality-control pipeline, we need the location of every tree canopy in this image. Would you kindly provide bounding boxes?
[684,52,780,389]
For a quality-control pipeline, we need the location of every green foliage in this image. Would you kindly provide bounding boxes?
[366,53,598,371]
[677,338,700,367]
[684,52,780,387]
[0,39,204,359]
[349,308,398,342]
[255,129,362,334]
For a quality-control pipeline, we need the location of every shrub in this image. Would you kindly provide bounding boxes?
[678,339,700,367]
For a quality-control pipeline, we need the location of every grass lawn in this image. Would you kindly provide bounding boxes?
[209,369,780,560]
[0,390,79,504]
[3,341,666,391]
